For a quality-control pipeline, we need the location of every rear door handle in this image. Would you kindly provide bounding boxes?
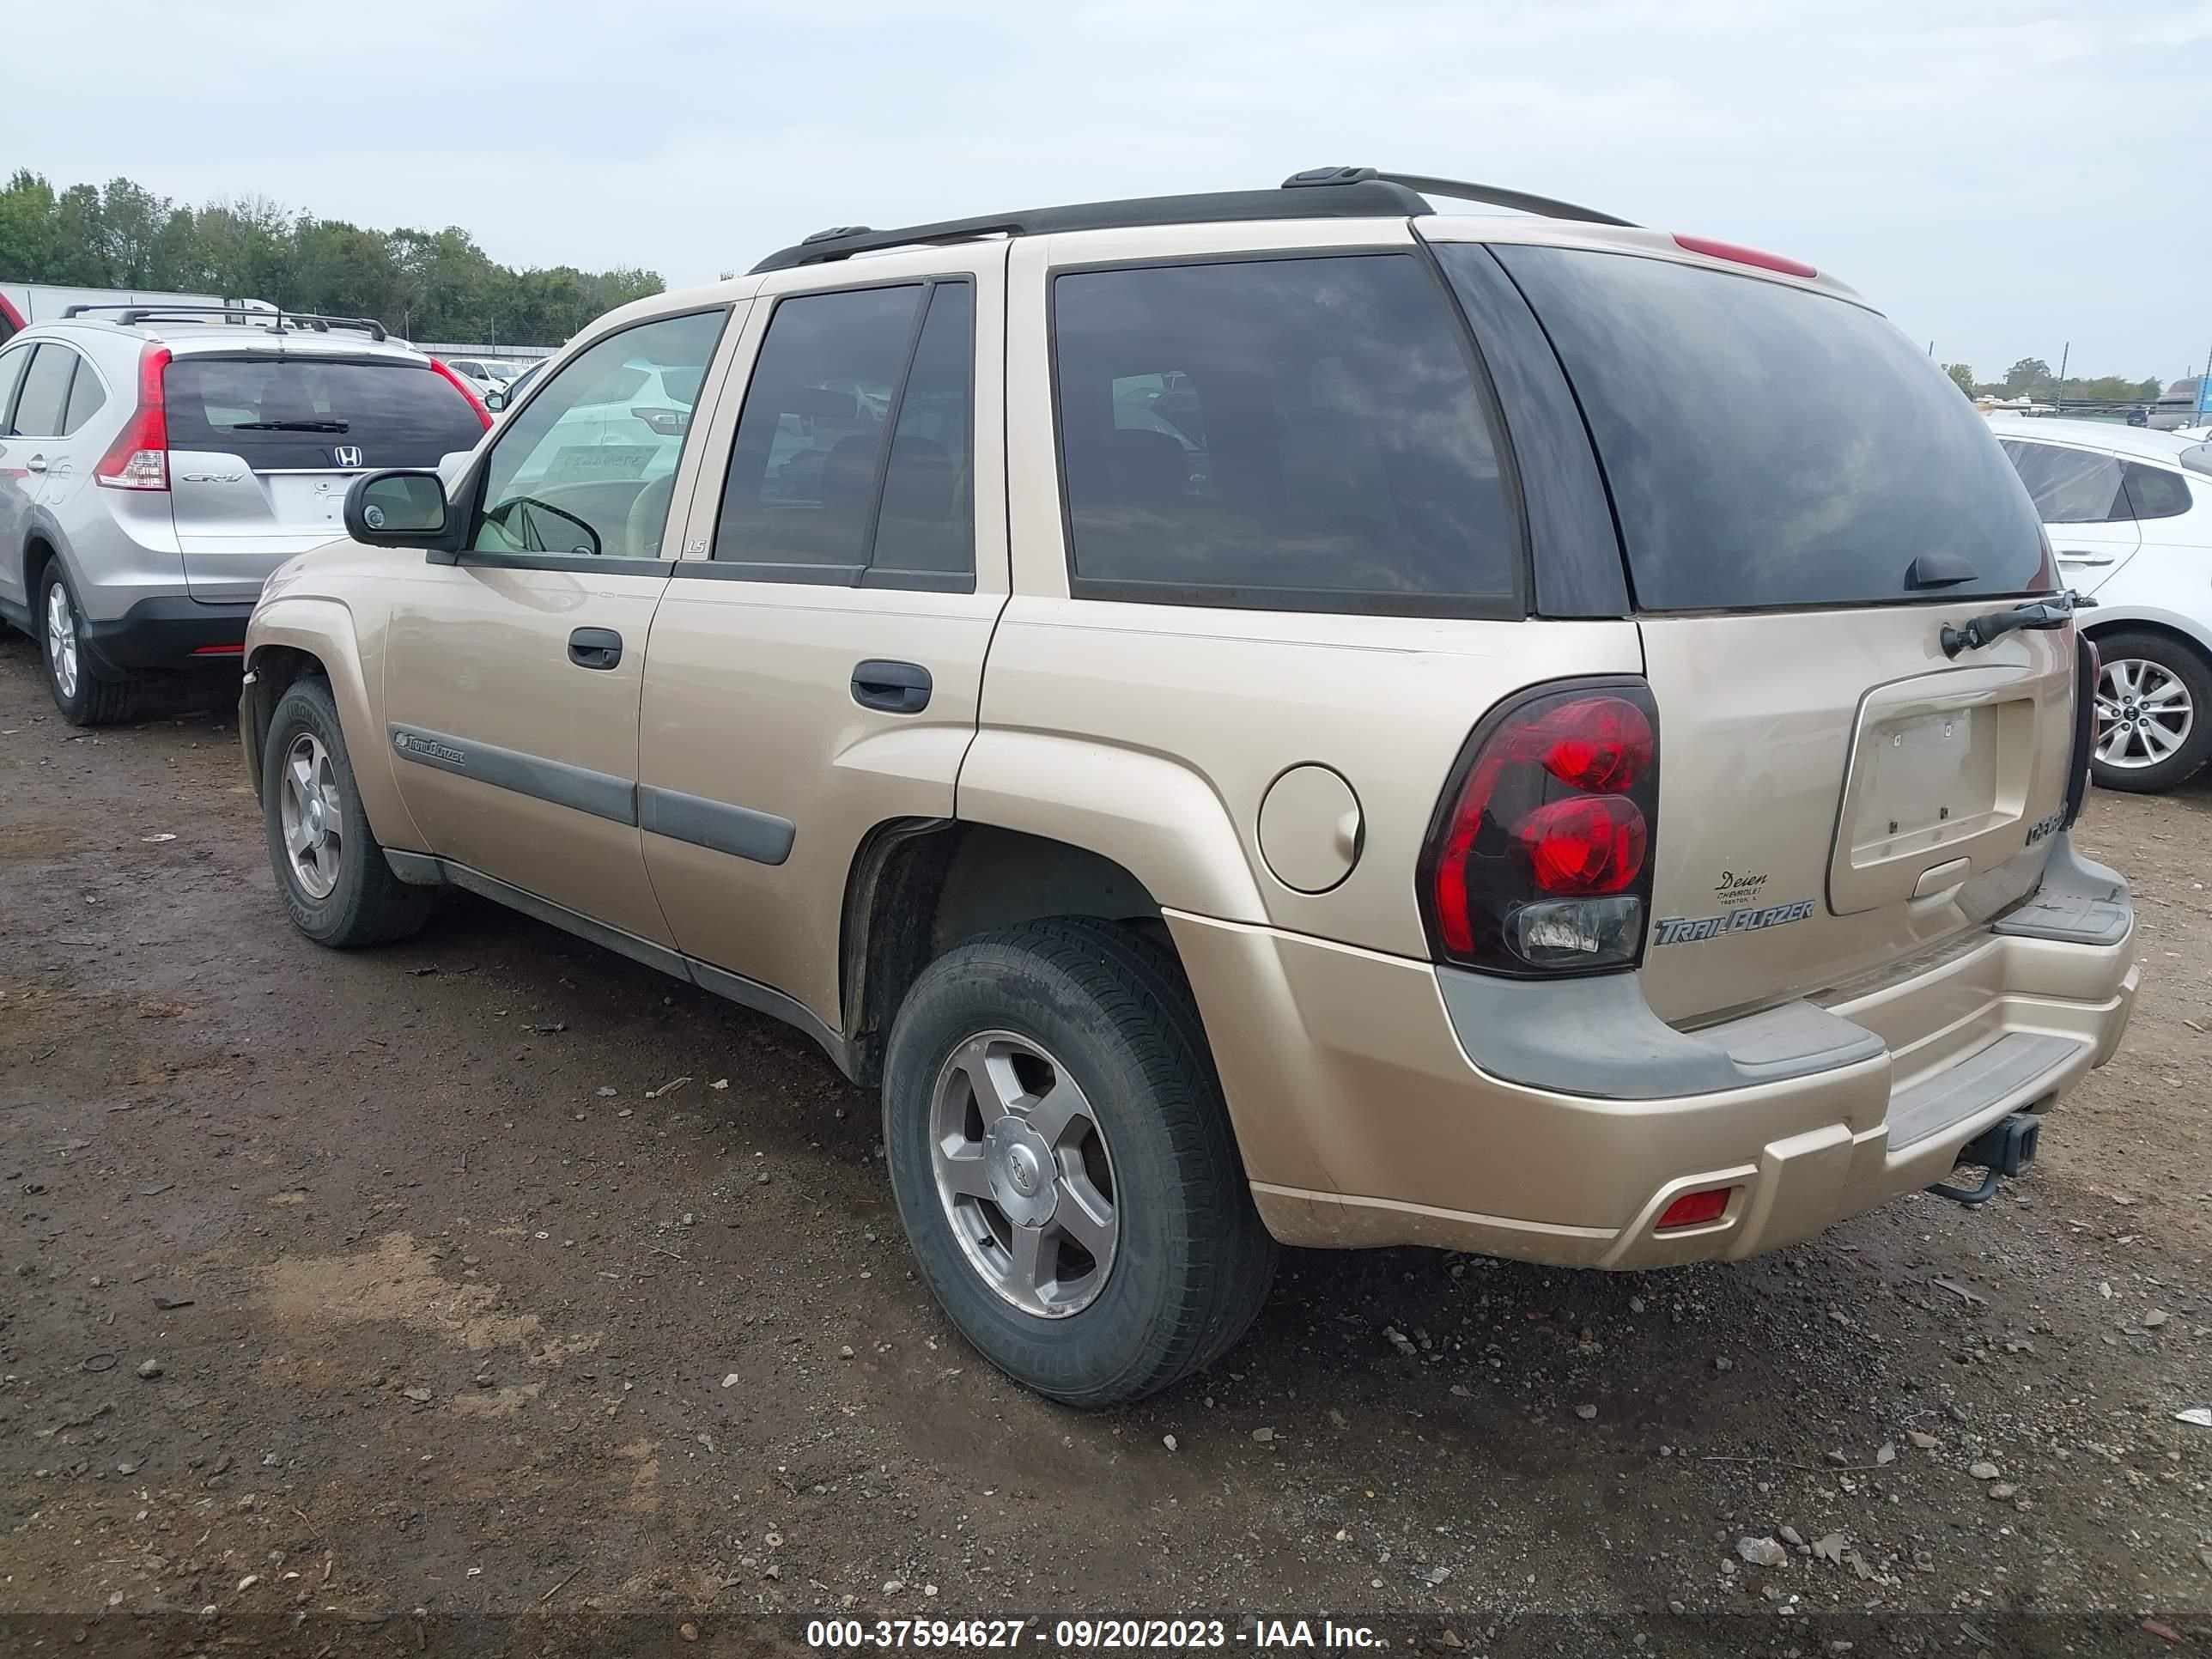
[24,455,47,474]
[568,627,623,670]
[851,659,932,714]
[2055,552,2115,565]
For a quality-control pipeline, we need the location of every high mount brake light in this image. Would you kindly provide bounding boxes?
[94,344,173,491]
[1420,683,1661,975]
[1670,233,1817,280]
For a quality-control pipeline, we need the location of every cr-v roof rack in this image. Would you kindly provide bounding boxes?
[58,303,390,342]
[750,165,1635,274]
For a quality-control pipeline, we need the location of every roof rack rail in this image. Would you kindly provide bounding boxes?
[58,303,390,342]
[750,166,1632,274]
[1284,167,1636,228]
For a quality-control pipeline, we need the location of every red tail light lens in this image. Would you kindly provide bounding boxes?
[431,357,494,429]
[94,344,173,491]
[630,406,691,439]
[1670,233,1817,280]
[1421,681,1661,975]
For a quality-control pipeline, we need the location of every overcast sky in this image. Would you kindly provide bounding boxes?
[7,0,2208,380]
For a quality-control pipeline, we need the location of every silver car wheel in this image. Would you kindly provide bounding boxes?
[45,580,80,702]
[277,732,345,899]
[929,1030,1119,1319]
[2094,657,2194,770]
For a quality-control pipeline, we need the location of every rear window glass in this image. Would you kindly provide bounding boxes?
[165,358,485,470]
[1468,246,2051,611]
[1052,254,1519,615]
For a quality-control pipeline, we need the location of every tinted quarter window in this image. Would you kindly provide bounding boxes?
[2001,441,2128,523]
[1052,254,1518,613]
[474,308,728,560]
[713,284,926,574]
[871,283,975,581]
[9,344,76,437]
[62,361,106,435]
[1474,246,2050,610]
[166,359,486,470]
[2121,461,2192,521]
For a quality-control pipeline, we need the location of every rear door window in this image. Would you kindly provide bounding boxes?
[2000,441,2128,523]
[710,280,979,589]
[62,361,106,435]
[1051,254,1519,615]
[1468,245,2050,611]
[8,344,77,437]
[2121,461,2192,521]
[165,358,486,470]
[0,345,30,429]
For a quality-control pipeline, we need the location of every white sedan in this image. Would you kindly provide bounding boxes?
[1990,416,2212,793]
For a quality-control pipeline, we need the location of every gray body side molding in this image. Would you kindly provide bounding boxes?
[1991,833,2131,948]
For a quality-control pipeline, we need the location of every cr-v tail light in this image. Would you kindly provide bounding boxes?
[1419,678,1661,975]
[94,343,173,491]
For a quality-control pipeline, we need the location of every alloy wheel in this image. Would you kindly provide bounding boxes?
[2094,657,2194,770]
[277,732,345,899]
[45,581,79,702]
[928,1030,1119,1318]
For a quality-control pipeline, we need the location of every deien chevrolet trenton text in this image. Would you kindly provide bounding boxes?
[238,167,2139,1405]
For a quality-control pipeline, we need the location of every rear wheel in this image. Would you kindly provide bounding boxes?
[883,919,1275,1407]
[262,676,436,946]
[2089,629,2212,793]
[39,564,135,726]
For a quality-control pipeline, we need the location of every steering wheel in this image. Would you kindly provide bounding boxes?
[626,473,678,560]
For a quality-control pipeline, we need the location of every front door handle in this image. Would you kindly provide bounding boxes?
[24,455,47,474]
[2055,551,2115,566]
[851,659,932,714]
[568,627,623,670]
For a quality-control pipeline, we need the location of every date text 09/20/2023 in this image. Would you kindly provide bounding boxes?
[804,1617,1383,1649]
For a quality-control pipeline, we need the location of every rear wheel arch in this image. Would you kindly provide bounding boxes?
[839,820,1173,1087]
[2082,614,2212,674]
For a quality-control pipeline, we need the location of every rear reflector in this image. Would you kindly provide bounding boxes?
[1656,1187,1732,1231]
[191,643,245,657]
[1670,233,1817,280]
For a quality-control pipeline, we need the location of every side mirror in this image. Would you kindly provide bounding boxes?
[483,387,507,412]
[345,469,456,548]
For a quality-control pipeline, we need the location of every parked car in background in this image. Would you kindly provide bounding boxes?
[240,168,2135,1406]
[483,358,547,413]
[0,304,489,723]
[1991,416,2212,792]
[439,357,519,398]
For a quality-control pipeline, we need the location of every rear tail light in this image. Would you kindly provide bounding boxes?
[630,406,691,438]
[1419,679,1661,975]
[1670,233,1817,280]
[94,344,174,491]
[2063,631,2099,830]
[430,357,494,429]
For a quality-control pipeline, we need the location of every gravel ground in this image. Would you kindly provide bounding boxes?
[1,630,2208,1657]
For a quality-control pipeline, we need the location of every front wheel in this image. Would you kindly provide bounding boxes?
[2089,630,2212,793]
[262,676,436,947]
[883,919,1275,1407]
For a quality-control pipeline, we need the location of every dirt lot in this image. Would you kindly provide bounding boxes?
[1,631,2208,1657]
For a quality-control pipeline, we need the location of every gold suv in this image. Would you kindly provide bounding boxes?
[240,168,2140,1406]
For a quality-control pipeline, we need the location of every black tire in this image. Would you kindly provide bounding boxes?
[261,676,436,947]
[883,918,1276,1407]
[37,563,135,726]
[2087,629,2212,794]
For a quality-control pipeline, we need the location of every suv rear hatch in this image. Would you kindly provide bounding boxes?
[1475,238,2075,1025]
[164,349,486,601]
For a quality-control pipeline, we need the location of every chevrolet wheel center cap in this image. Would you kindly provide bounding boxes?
[983,1116,1057,1228]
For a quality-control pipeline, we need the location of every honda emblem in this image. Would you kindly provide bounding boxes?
[332,446,363,468]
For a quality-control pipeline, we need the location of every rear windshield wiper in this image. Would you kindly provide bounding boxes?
[229,419,350,432]
[1940,592,2093,659]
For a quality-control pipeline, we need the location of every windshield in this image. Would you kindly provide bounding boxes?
[1450,244,2053,611]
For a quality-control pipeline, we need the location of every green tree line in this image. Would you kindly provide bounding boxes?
[0,171,664,346]
[1942,357,2164,404]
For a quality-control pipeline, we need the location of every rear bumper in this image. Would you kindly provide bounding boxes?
[1171,837,2137,1270]
[79,595,256,677]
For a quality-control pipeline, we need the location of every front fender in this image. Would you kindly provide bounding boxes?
[246,597,428,854]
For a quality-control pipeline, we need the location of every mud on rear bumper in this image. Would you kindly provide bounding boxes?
[1169,836,2137,1269]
